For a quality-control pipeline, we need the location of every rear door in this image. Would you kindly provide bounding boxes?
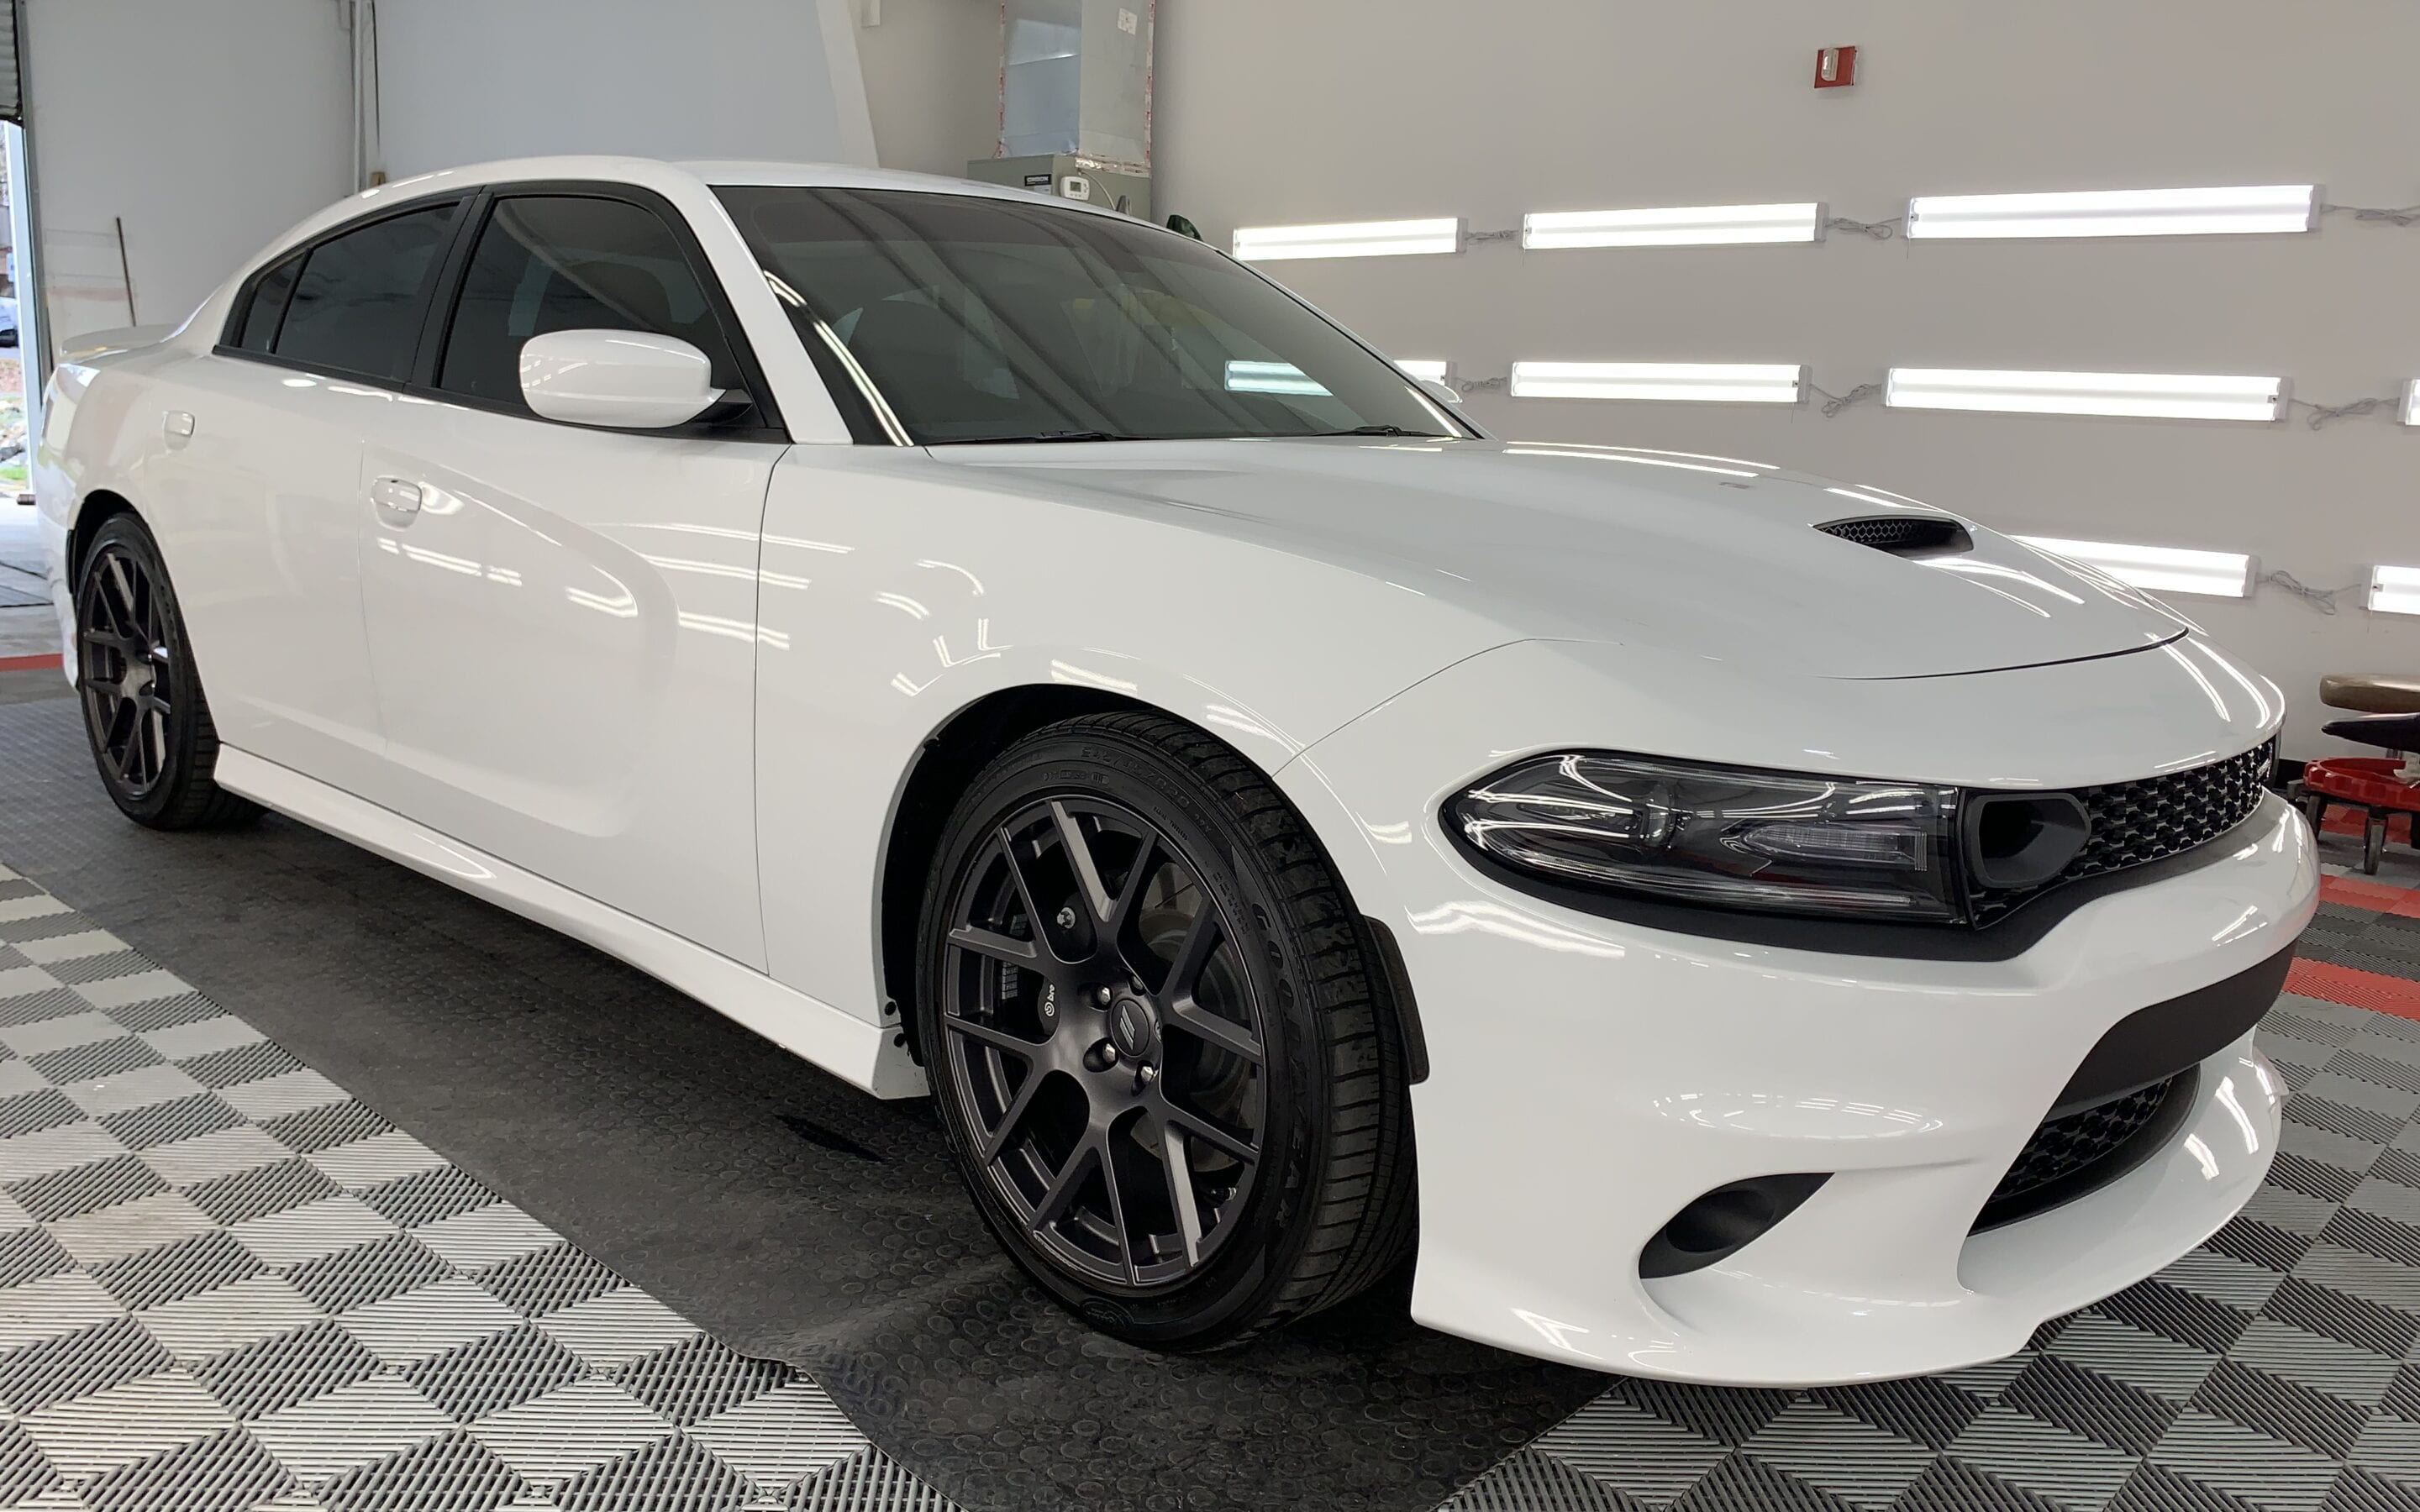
[158,197,462,794]
[352,186,786,967]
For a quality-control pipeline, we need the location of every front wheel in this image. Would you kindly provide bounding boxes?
[75,515,260,830]
[915,712,1416,1350]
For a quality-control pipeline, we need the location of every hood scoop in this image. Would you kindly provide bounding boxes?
[1816,515,1974,559]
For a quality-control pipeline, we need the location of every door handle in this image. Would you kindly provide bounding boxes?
[369,476,424,526]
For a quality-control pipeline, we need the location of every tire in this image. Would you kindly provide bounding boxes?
[74,515,260,831]
[915,711,1416,1351]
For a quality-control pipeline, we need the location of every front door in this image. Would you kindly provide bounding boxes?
[355,191,786,967]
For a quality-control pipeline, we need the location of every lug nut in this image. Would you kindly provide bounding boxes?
[1094,987,1113,1006]
[1137,1064,1158,1085]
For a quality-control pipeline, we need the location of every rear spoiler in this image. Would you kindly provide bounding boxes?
[56,323,176,361]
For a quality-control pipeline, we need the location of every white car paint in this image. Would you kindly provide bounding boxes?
[32,155,2314,1383]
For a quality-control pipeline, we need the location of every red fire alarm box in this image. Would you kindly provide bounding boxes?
[1814,45,1858,88]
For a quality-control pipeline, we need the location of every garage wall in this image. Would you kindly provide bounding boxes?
[1154,0,2420,759]
[374,0,877,179]
[854,0,999,177]
[22,0,353,345]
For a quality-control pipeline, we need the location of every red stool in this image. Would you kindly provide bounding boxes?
[2302,758,2420,873]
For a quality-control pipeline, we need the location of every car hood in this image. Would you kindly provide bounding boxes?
[926,436,2191,680]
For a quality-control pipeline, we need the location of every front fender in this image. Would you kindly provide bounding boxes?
[748,444,1508,1024]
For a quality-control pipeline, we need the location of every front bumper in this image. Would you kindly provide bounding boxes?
[1276,638,2314,1384]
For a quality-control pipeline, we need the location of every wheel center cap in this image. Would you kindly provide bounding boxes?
[1107,995,1159,1062]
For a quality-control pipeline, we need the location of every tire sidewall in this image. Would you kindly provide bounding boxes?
[916,723,1336,1347]
[76,517,209,824]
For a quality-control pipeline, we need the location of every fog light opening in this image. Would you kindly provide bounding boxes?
[1639,1173,1829,1279]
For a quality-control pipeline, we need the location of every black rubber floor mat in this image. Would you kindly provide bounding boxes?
[0,698,1605,1512]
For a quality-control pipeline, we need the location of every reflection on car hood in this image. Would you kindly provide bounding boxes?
[928,435,2192,680]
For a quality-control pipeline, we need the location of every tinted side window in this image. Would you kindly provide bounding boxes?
[273,203,455,379]
[437,195,743,408]
[233,255,302,353]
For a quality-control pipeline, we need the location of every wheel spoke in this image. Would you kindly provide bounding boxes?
[1160,1122,1205,1267]
[995,826,1076,966]
[1104,832,1158,942]
[1098,1121,1138,1284]
[977,1068,1050,1163]
[145,708,167,780]
[103,557,137,633]
[1030,1131,1100,1231]
[1165,997,1262,1063]
[103,698,137,776]
[944,1013,1042,1059]
[1051,801,1113,923]
[1163,1103,1258,1164]
[946,923,1036,967]
[1160,907,1220,1001]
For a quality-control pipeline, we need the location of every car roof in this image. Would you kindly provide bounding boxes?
[351,155,1125,219]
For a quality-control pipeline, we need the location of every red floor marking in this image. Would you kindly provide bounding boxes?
[2320,874,2420,914]
[0,654,60,673]
[2286,958,2420,1022]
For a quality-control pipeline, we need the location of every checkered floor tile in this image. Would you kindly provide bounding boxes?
[0,863,953,1512]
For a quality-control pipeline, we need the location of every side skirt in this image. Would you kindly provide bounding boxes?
[213,747,929,1100]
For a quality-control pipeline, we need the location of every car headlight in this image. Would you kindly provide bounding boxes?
[1448,753,1962,921]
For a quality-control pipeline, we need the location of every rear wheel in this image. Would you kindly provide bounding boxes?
[915,712,1415,1350]
[75,516,259,830]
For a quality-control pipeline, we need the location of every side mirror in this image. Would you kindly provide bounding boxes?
[519,328,718,429]
[1418,377,1464,407]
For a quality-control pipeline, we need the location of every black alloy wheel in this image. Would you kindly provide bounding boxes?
[74,515,258,829]
[918,712,1415,1350]
[940,792,1268,1289]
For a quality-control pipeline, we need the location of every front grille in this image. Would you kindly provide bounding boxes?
[1973,1072,2191,1231]
[1969,738,2275,925]
[1815,515,1972,557]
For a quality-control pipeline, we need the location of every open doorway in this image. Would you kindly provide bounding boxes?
[0,117,45,673]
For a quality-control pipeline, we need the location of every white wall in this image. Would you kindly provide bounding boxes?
[375,0,877,178]
[1155,0,2420,759]
[23,0,352,344]
[855,0,999,177]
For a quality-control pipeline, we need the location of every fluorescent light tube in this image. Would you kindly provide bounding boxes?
[2405,380,2420,427]
[2014,536,2256,598]
[1223,360,1330,396]
[1231,218,1463,261]
[1509,361,1806,405]
[1397,360,1452,384]
[1886,368,2286,423]
[2370,565,2420,615]
[1906,185,2319,240]
[1523,202,1825,249]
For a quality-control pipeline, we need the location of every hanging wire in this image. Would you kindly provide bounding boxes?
[2289,395,2403,429]
[2260,570,2356,615]
[1807,382,1883,417]
[1825,215,1903,240]
[2323,202,2420,228]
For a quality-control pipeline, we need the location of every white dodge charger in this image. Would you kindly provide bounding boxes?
[34,156,2315,1384]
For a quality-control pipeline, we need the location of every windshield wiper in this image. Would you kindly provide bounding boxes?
[939,429,1139,444]
[1303,424,1448,438]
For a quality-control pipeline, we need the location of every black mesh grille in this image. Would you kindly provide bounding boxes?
[1814,516,1972,556]
[1974,1074,2186,1231]
[1969,738,2275,925]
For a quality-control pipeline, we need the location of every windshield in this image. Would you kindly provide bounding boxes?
[715,186,1465,445]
